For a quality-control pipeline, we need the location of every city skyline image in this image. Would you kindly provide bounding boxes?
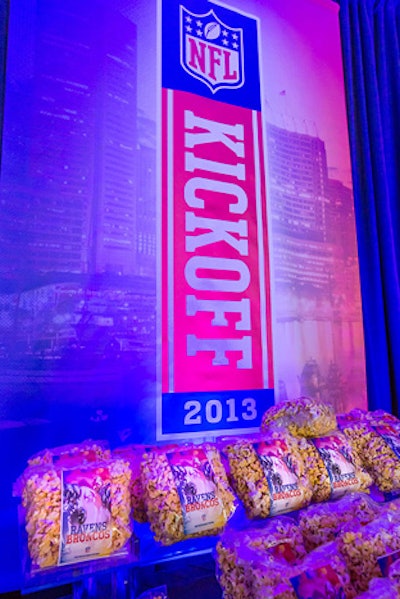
[0,0,367,444]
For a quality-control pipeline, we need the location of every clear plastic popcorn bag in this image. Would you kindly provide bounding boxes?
[297,429,372,503]
[218,430,312,519]
[298,492,380,551]
[141,443,236,545]
[215,516,305,599]
[337,514,400,594]
[287,541,356,599]
[14,455,133,576]
[261,397,337,438]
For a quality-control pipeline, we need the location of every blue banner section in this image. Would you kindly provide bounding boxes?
[162,388,274,435]
[162,0,261,111]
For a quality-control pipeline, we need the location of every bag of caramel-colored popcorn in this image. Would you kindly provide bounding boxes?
[239,549,297,599]
[27,439,111,467]
[240,540,355,599]
[298,429,372,503]
[298,492,380,552]
[215,516,305,599]
[341,419,400,494]
[261,397,337,438]
[219,431,312,520]
[14,456,133,574]
[141,443,236,545]
[337,514,400,593]
[287,541,356,599]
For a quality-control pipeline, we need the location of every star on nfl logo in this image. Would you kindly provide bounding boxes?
[179,5,244,93]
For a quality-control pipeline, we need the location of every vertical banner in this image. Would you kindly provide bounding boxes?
[159,0,274,438]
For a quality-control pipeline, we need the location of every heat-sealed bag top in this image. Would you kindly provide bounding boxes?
[27,439,111,467]
[298,492,380,551]
[14,456,132,573]
[260,397,337,438]
[215,516,305,599]
[141,443,236,545]
[218,430,312,519]
[297,429,372,503]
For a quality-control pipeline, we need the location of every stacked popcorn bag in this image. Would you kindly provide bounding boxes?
[218,430,313,520]
[297,493,380,552]
[140,443,237,545]
[13,396,400,595]
[338,408,400,495]
[14,440,133,574]
[242,541,356,599]
[215,516,306,599]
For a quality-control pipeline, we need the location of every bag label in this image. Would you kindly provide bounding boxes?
[268,540,299,564]
[59,466,112,565]
[167,448,225,535]
[255,439,303,515]
[290,565,345,598]
[373,424,400,459]
[312,434,359,498]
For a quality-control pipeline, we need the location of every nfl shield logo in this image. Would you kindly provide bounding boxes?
[180,5,244,93]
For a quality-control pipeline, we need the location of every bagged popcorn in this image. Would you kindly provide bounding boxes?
[341,420,400,493]
[219,431,312,519]
[216,516,305,599]
[298,493,380,551]
[298,430,372,503]
[238,545,294,596]
[14,456,132,572]
[242,541,355,599]
[337,514,400,593]
[141,443,236,545]
[261,397,337,438]
[288,542,356,599]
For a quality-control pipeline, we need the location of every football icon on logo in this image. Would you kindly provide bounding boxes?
[180,6,244,93]
[204,21,221,40]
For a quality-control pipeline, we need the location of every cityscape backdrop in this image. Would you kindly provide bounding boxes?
[0,0,367,588]
[0,0,366,435]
